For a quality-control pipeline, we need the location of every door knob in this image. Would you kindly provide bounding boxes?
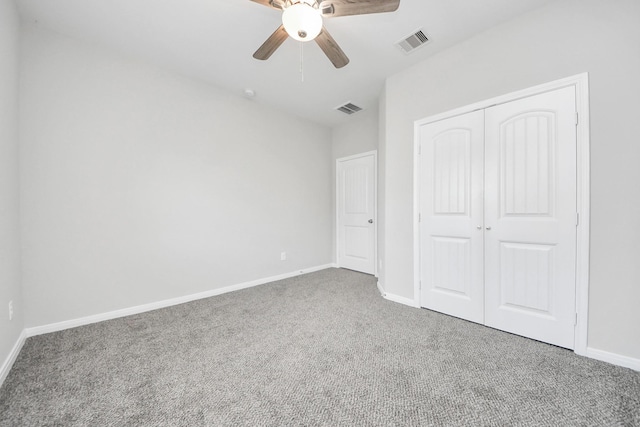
[486,226,492,230]
[368,219,374,224]
[476,226,482,230]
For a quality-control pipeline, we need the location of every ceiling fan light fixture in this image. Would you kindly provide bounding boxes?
[282,2,322,42]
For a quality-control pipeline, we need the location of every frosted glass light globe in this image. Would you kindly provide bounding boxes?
[282,3,322,42]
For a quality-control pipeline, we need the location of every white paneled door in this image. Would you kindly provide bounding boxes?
[418,86,578,349]
[337,152,376,275]
[484,87,577,348]
[419,110,485,323]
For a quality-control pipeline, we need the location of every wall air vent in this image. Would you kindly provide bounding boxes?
[396,29,430,54]
[335,102,363,115]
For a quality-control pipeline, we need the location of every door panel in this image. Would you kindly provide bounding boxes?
[432,237,471,296]
[499,242,553,313]
[337,153,376,274]
[484,87,577,349]
[419,110,485,323]
[500,113,553,216]
[345,226,369,258]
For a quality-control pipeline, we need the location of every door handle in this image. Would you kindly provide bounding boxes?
[368,219,374,224]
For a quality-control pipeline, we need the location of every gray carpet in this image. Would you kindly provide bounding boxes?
[1,268,638,426]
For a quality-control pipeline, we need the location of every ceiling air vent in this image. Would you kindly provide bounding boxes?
[335,102,363,115]
[396,29,430,54]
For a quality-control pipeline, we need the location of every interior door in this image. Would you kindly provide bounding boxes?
[484,87,577,349]
[337,152,376,275]
[419,111,485,323]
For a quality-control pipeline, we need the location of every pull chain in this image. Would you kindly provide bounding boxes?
[299,41,304,83]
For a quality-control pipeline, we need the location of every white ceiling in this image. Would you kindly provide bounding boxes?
[17,0,553,127]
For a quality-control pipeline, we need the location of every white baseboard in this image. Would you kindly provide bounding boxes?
[383,292,420,308]
[586,347,640,372]
[26,264,335,338]
[0,330,27,387]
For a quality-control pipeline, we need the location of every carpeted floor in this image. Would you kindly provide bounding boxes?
[1,268,639,426]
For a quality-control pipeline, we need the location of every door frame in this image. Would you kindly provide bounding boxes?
[336,150,378,276]
[413,73,590,356]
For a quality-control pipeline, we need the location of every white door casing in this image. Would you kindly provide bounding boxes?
[419,110,485,323]
[337,152,376,275]
[484,87,577,349]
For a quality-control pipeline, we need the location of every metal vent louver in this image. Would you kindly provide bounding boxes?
[396,29,430,54]
[336,102,363,115]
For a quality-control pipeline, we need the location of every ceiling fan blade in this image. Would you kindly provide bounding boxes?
[319,0,400,17]
[250,0,285,10]
[315,27,349,68]
[253,25,289,60]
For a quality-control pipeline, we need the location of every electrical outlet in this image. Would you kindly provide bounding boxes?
[280,252,287,261]
[8,301,13,321]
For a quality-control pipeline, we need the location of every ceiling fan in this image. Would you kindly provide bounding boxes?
[250,0,401,68]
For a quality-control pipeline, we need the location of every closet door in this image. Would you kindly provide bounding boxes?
[484,87,577,349]
[419,110,485,323]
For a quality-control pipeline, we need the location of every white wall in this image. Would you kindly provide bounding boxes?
[331,107,379,161]
[331,107,378,263]
[0,0,23,374]
[381,0,640,360]
[377,93,387,290]
[20,25,333,328]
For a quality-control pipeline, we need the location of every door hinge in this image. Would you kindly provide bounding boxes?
[576,212,580,226]
[575,112,579,126]
[418,144,422,155]
[575,312,578,326]
[418,213,421,222]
